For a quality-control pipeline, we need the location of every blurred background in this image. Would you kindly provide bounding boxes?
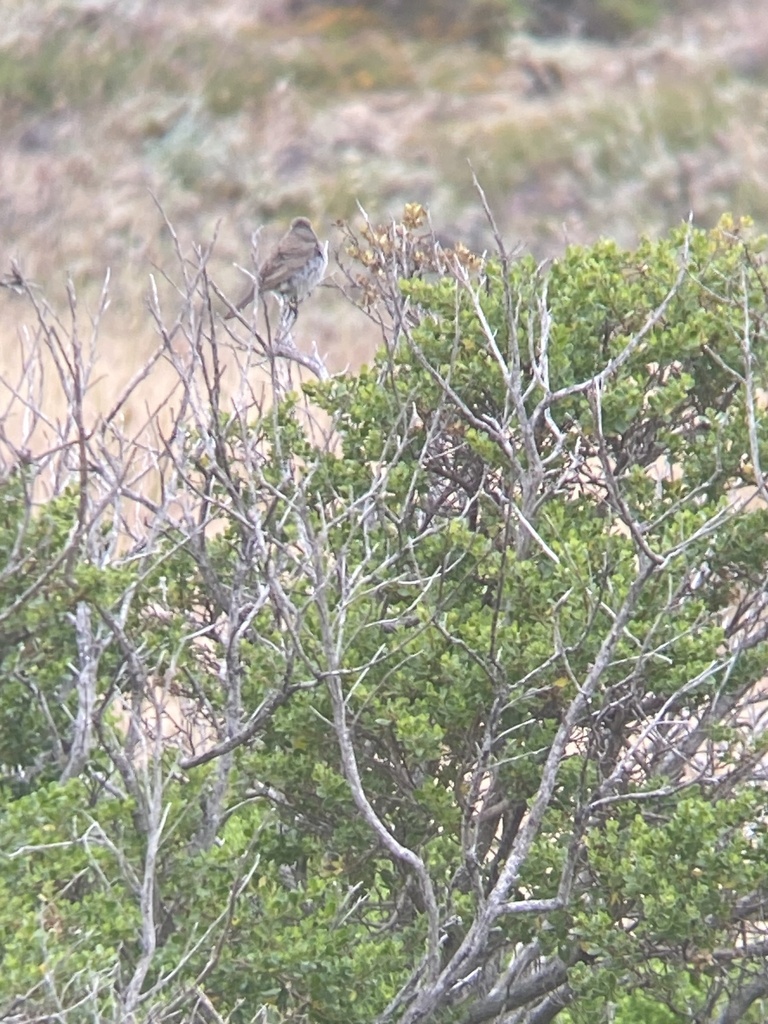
[0,0,765,382]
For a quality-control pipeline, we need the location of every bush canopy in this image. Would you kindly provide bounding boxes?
[1,206,768,1024]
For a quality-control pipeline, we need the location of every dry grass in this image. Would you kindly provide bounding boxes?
[1,0,768,432]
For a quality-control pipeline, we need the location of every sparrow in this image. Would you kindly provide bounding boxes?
[225,216,328,319]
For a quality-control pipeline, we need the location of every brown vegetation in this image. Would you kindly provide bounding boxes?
[1,0,768,427]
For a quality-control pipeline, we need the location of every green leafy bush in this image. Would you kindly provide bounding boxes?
[2,210,768,1024]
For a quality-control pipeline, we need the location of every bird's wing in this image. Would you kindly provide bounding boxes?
[259,232,317,291]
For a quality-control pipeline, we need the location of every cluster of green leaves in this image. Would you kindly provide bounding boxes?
[0,474,85,792]
[0,779,142,1006]
[297,217,768,1018]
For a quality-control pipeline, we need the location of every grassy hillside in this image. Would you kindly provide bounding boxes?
[0,0,766,392]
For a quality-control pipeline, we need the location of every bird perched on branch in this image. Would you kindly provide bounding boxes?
[225,216,328,321]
